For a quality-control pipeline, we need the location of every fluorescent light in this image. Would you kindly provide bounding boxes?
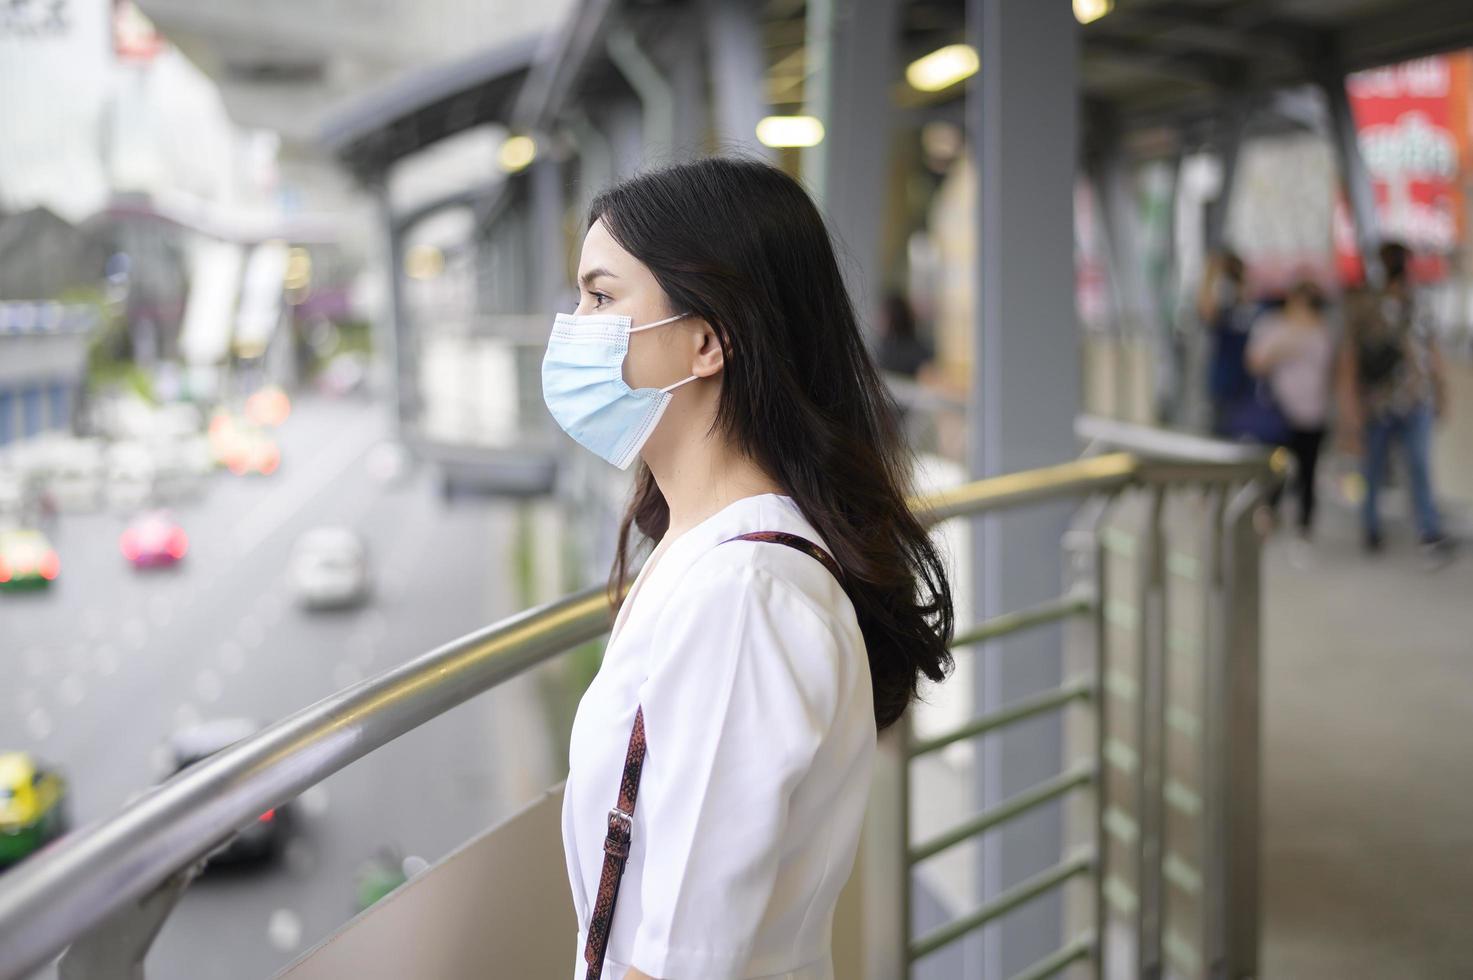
[1074,0,1113,24]
[405,244,444,280]
[498,135,537,173]
[905,44,978,93]
[756,115,825,148]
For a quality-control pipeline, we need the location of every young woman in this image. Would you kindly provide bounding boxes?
[546,157,954,980]
[1246,278,1334,535]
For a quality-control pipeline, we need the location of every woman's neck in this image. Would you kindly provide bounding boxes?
[645,433,785,539]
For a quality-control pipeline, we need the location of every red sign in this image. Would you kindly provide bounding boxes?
[1337,53,1472,283]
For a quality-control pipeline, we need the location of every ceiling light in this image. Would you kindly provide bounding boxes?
[905,44,978,93]
[498,135,537,173]
[405,244,444,280]
[1074,0,1114,24]
[756,115,825,148]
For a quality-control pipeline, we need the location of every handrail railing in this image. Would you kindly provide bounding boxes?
[0,447,1267,980]
[1076,414,1273,466]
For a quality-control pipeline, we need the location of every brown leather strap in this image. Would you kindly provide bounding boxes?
[580,530,842,979]
[720,530,846,588]
[583,706,647,979]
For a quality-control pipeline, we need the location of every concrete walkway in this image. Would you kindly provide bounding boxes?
[1260,510,1473,978]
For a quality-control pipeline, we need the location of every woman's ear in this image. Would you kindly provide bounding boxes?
[690,319,725,378]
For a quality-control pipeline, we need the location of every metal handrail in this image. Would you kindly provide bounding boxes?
[1010,932,1096,980]
[909,764,1096,864]
[0,587,611,978]
[908,678,1095,759]
[1076,414,1273,466]
[948,591,1096,650]
[0,449,1262,980]
[909,851,1096,961]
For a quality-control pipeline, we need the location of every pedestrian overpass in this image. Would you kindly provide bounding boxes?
[3,1,1473,978]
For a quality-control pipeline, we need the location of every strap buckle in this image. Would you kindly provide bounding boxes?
[604,807,633,858]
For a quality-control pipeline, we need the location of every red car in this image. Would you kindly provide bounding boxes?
[120,511,189,568]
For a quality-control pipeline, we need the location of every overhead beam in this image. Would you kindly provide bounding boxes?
[1084,5,1301,67]
[1083,35,1238,90]
[1336,0,1473,73]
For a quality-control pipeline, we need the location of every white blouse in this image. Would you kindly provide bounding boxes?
[562,493,876,980]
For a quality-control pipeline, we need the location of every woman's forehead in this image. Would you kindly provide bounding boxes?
[579,220,627,275]
[579,219,655,285]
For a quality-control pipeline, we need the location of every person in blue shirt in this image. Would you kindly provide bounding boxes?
[1197,250,1261,438]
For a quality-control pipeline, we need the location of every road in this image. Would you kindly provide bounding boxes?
[2,395,552,979]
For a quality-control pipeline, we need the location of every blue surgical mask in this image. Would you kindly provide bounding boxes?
[541,310,698,469]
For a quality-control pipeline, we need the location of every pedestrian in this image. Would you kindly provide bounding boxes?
[544,158,955,980]
[1247,278,1334,536]
[1336,241,1456,563]
[874,291,934,379]
[1197,249,1260,438]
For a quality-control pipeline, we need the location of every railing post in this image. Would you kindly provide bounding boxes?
[1137,486,1168,979]
[1089,501,1112,979]
[1063,494,1115,979]
[1218,483,1263,980]
[1201,485,1231,978]
[57,859,203,980]
[848,718,909,980]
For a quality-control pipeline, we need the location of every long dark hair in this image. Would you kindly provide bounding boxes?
[591,157,953,730]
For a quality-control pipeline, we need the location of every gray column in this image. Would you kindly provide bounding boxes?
[1097,134,1155,343]
[567,110,615,220]
[604,96,647,180]
[1319,62,1382,286]
[1204,98,1249,253]
[700,0,774,159]
[606,26,674,162]
[530,153,569,312]
[666,9,710,157]
[803,0,901,331]
[968,2,1080,976]
[374,182,416,437]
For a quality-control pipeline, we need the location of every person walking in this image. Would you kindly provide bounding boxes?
[1337,241,1456,564]
[874,291,934,379]
[544,158,955,980]
[1247,279,1335,536]
[1197,250,1260,438]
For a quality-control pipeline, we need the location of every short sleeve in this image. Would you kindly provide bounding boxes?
[628,558,840,979]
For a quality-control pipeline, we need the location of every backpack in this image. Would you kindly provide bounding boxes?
[1347,290,1407,390]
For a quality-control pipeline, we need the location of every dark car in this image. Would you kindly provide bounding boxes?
[166,719,291,865]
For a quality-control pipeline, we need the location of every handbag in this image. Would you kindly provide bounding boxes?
[581,530,847,980]
[1224,380,1291,446]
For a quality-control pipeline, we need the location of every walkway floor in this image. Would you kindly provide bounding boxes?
[1260,507,1473,979]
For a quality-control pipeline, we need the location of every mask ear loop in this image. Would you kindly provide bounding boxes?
[627,312,689,333]
[630,312,702,393]
[659,374,701,394]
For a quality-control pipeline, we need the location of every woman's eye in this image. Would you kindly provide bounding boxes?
[591,292,611,308]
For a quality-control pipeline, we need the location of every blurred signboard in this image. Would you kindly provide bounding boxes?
[1335,52,1473,283]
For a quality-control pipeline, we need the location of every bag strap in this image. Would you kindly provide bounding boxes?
[581,530,843,979]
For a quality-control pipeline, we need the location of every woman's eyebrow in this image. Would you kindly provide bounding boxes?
[579,267,618,288]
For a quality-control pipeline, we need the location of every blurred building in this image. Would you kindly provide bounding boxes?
[0,303,97,446]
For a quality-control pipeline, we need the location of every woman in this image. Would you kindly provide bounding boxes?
[547,158,954,980]
[1246,278,1334,535]
[1197,249,1260,437]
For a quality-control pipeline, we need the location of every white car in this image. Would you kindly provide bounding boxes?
[105,441,156,512]
[45,439,105,513]
[147,435,212,502]
[290,527,371,609]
